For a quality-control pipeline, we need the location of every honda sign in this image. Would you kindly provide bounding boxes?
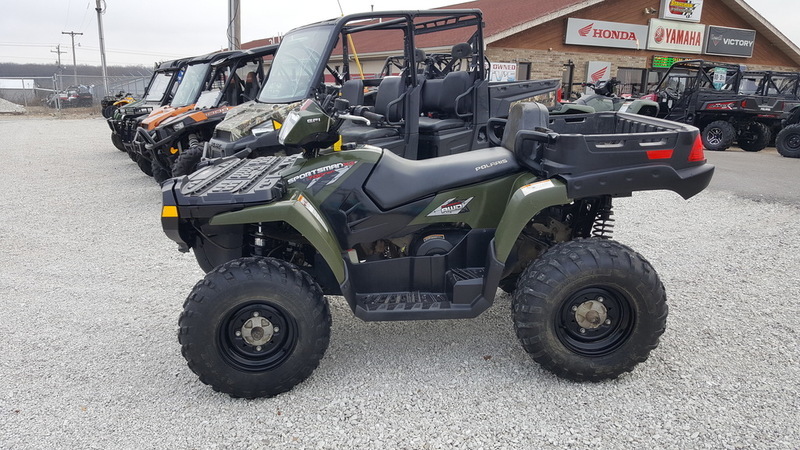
[566,18,649,50]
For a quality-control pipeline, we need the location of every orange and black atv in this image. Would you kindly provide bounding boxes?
[135,45,277,182]
[131,50,243,176]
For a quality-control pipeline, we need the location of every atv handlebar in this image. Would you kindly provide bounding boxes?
[338,114,371,126]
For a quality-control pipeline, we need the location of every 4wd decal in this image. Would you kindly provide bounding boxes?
[427,197,474,216]
[288,161,357,193]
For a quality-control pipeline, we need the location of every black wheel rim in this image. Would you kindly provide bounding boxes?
[218,301,298,372]
[555,287,634,357]
[787,133,800,150]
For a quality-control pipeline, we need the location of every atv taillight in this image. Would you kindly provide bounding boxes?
[688,135,705,162]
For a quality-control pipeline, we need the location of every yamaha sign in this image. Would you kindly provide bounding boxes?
[565,18,649,50]
[647,19,705,54]
[705,26,756,58]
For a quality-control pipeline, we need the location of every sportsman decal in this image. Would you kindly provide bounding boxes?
[427,197,474,216]
[288,161,357,193]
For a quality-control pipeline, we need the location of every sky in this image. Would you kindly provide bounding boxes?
[0,0,799,68]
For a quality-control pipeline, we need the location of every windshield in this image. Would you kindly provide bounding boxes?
[258,25,333,104]
[144,72,173,102]
[171,62,210,107]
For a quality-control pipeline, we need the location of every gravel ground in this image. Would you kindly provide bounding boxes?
[0,117,798,449]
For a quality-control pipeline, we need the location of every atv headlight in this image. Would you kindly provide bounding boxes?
[251,120,274,137]
[278,111,301,145]
[173,122,185,131]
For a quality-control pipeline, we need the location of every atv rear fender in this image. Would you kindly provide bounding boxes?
[209,194,346,282]
[492,178,571,263]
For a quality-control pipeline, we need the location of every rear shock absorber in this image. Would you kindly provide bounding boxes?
[187,133,201,149]
[592,197,615,239]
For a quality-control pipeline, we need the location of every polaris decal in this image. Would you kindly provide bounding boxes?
[427,197,474,216]
[288,161,357,192]
[475,159,508,171]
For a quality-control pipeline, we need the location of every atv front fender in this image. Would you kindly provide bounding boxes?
[209,195,346,282]
[493,179,571,263]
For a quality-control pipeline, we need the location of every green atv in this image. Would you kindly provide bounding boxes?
[161,93,714,398]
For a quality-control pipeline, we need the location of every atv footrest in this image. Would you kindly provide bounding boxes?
[446,268,485,305]
[356,292,470,320]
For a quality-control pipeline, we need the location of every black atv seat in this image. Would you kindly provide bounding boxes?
[364,147,520,210]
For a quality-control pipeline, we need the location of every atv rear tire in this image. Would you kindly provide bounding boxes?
[179,257,331,398]
[701,120,736,151]
[171,145,203,177]
[111,132,125,152]
[738,122,771,152]
[512,238,667,381]
[776,124,800,158]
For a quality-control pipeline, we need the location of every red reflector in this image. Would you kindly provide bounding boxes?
[647,149,674,159]
[688,135,705,162]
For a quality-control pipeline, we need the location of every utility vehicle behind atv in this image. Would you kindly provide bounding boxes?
[107,58,188,158]
[198,10,559,176]
[131,50,241,176]
[160,46,714,397]
[136,45,277,183]
[646,60,781,152]
[740,70,800,156]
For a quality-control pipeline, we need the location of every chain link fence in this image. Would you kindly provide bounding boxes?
[0,74,150,109]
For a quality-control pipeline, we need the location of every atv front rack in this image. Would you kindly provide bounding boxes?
[169,155,301,206]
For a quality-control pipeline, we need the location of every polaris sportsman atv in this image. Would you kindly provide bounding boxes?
[161,90,714,398]
[550,78,658,116]
[198,10,559,175]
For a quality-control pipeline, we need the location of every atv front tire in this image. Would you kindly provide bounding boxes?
[111,132,125,152]
[179,257,331,398]
[776,124,800,158]
[738,122,771,152]
[512,238,667,381]
[701,120,736,151]
[135,154,153,177]
[172,145,203,177]
[151,157,172,184]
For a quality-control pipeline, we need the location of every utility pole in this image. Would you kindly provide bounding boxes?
[95,0,109,96]
[228,0,241,50]
[62,31,83,85]
[51,45,66,70]
[51,45,67,95]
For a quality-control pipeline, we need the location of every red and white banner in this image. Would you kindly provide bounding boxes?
[566,18,649,50]
[659,0,703,23]
[647,19,705,54]
[585,61,611,94]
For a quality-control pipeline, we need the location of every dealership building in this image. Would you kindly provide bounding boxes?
[244,0,800,97]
